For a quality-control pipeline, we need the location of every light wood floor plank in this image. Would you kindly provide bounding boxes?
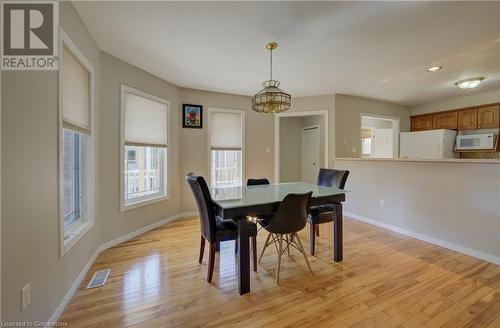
[59,217,499,327]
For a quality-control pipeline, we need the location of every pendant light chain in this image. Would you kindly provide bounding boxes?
[270,48,273,81]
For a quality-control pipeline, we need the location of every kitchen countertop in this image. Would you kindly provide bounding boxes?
[334,157,500,164]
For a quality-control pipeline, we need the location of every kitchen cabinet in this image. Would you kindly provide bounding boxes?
[458,108,478,130]
[478,105,500,129]
[432,111,458,130]
[411,114,433,131]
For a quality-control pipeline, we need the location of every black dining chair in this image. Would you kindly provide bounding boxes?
[259,192,313,283]
[246,178,273,229]
[307,168,349,256]
[186,175,258,282]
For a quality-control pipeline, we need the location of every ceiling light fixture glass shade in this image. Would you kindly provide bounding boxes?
[455,77,485,89]
[252,42,291,113]
[426,66,442,72]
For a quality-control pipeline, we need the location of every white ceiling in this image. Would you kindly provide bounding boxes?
[73,1,500,106]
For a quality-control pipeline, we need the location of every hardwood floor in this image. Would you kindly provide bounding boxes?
[59,217,500,327]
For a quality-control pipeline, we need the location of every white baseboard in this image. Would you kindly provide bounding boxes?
[47,248,100,324]
[345,212,500,265]
[47,211,198,324]
[98,211,197,252]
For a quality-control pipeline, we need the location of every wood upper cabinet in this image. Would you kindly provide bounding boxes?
[458,108,478,130]
[477,105,500,129]
[411,114,433,131]
[432,111,458,130]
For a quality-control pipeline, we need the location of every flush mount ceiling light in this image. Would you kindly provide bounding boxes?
[426,66,442,72]
[455,77,485,90]
[252,42,291,113]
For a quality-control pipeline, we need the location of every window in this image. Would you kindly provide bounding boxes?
[59,30,95,255]
[208,109,244,188]
[121,85,169,210]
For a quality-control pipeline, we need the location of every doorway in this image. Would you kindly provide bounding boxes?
[301,126,320,183]
[360,115,400,159]
[274,110,328,183]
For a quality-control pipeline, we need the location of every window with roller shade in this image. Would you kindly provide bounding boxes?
[121,85,169,209]
[59,30,95,255]
[208,109,245,188]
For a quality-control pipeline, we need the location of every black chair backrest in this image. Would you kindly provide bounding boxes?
[317,168,350,189]
[265,192,312,234]
[247,178,270,186]
[186,175,216,243]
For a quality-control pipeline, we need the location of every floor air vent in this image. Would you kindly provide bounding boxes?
[86,269,111,289]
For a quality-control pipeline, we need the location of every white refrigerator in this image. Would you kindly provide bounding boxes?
[400,129,457,159]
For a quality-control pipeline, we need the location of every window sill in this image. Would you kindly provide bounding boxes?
[62,220,94,256]
[121,194,170,212]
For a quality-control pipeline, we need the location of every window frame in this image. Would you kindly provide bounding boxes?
[120,84,170,212]
[207,108,245,188]
[58,29,95,257]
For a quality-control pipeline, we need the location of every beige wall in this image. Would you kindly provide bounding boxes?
[335,159,500,261]
[1,3,101,322]
[411,89,500,115]
[335,94,411,158]
[98,52,181,242]
[179,89,275,212]
[279,117,303,182]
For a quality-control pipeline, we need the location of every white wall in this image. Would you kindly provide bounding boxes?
[335,159,500,263]
[411,89,500,115]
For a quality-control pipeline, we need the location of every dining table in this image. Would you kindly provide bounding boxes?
[211,182,346,295]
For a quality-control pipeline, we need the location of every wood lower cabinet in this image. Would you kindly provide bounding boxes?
[458,108,478,130]
[432,111,458,130]
[411,114,433,131]
[478,105,499,129]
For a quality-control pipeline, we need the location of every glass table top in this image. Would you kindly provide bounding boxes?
[211,182,346,209]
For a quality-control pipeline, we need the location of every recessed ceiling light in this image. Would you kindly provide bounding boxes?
[455,77,485,90]
[426,66,442,72]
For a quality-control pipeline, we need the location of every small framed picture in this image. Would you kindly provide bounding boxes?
[182,104,203,128]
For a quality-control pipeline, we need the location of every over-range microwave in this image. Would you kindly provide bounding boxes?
[455,133,496,151]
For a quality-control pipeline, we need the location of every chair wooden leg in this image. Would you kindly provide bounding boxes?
[295,233,313,274]
[309,224,316,256]
[276,235,283,284]
[251,236,257,272]
[259,232,272,263]
[316,224,320,237]
[199,235,205,263]
[207,242,216,283]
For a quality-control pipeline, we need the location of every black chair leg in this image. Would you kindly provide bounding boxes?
[251,236,257,272]
[199,235,205,263]
[309,224,316,256]
[235,239,238,254]
[208,242,216,282]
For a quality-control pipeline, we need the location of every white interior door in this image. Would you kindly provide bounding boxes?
[301,127,320,183]
[373,128,394,158]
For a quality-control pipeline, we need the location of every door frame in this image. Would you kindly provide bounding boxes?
[274,110,329,183]
[359,113,400,159]
[301,125,321,182]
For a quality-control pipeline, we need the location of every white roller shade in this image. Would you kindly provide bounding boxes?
[62,45,91,133]
[210,111,243,150]
[124,91,168,147]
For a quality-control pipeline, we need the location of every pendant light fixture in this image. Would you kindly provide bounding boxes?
[252,42,291,113]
